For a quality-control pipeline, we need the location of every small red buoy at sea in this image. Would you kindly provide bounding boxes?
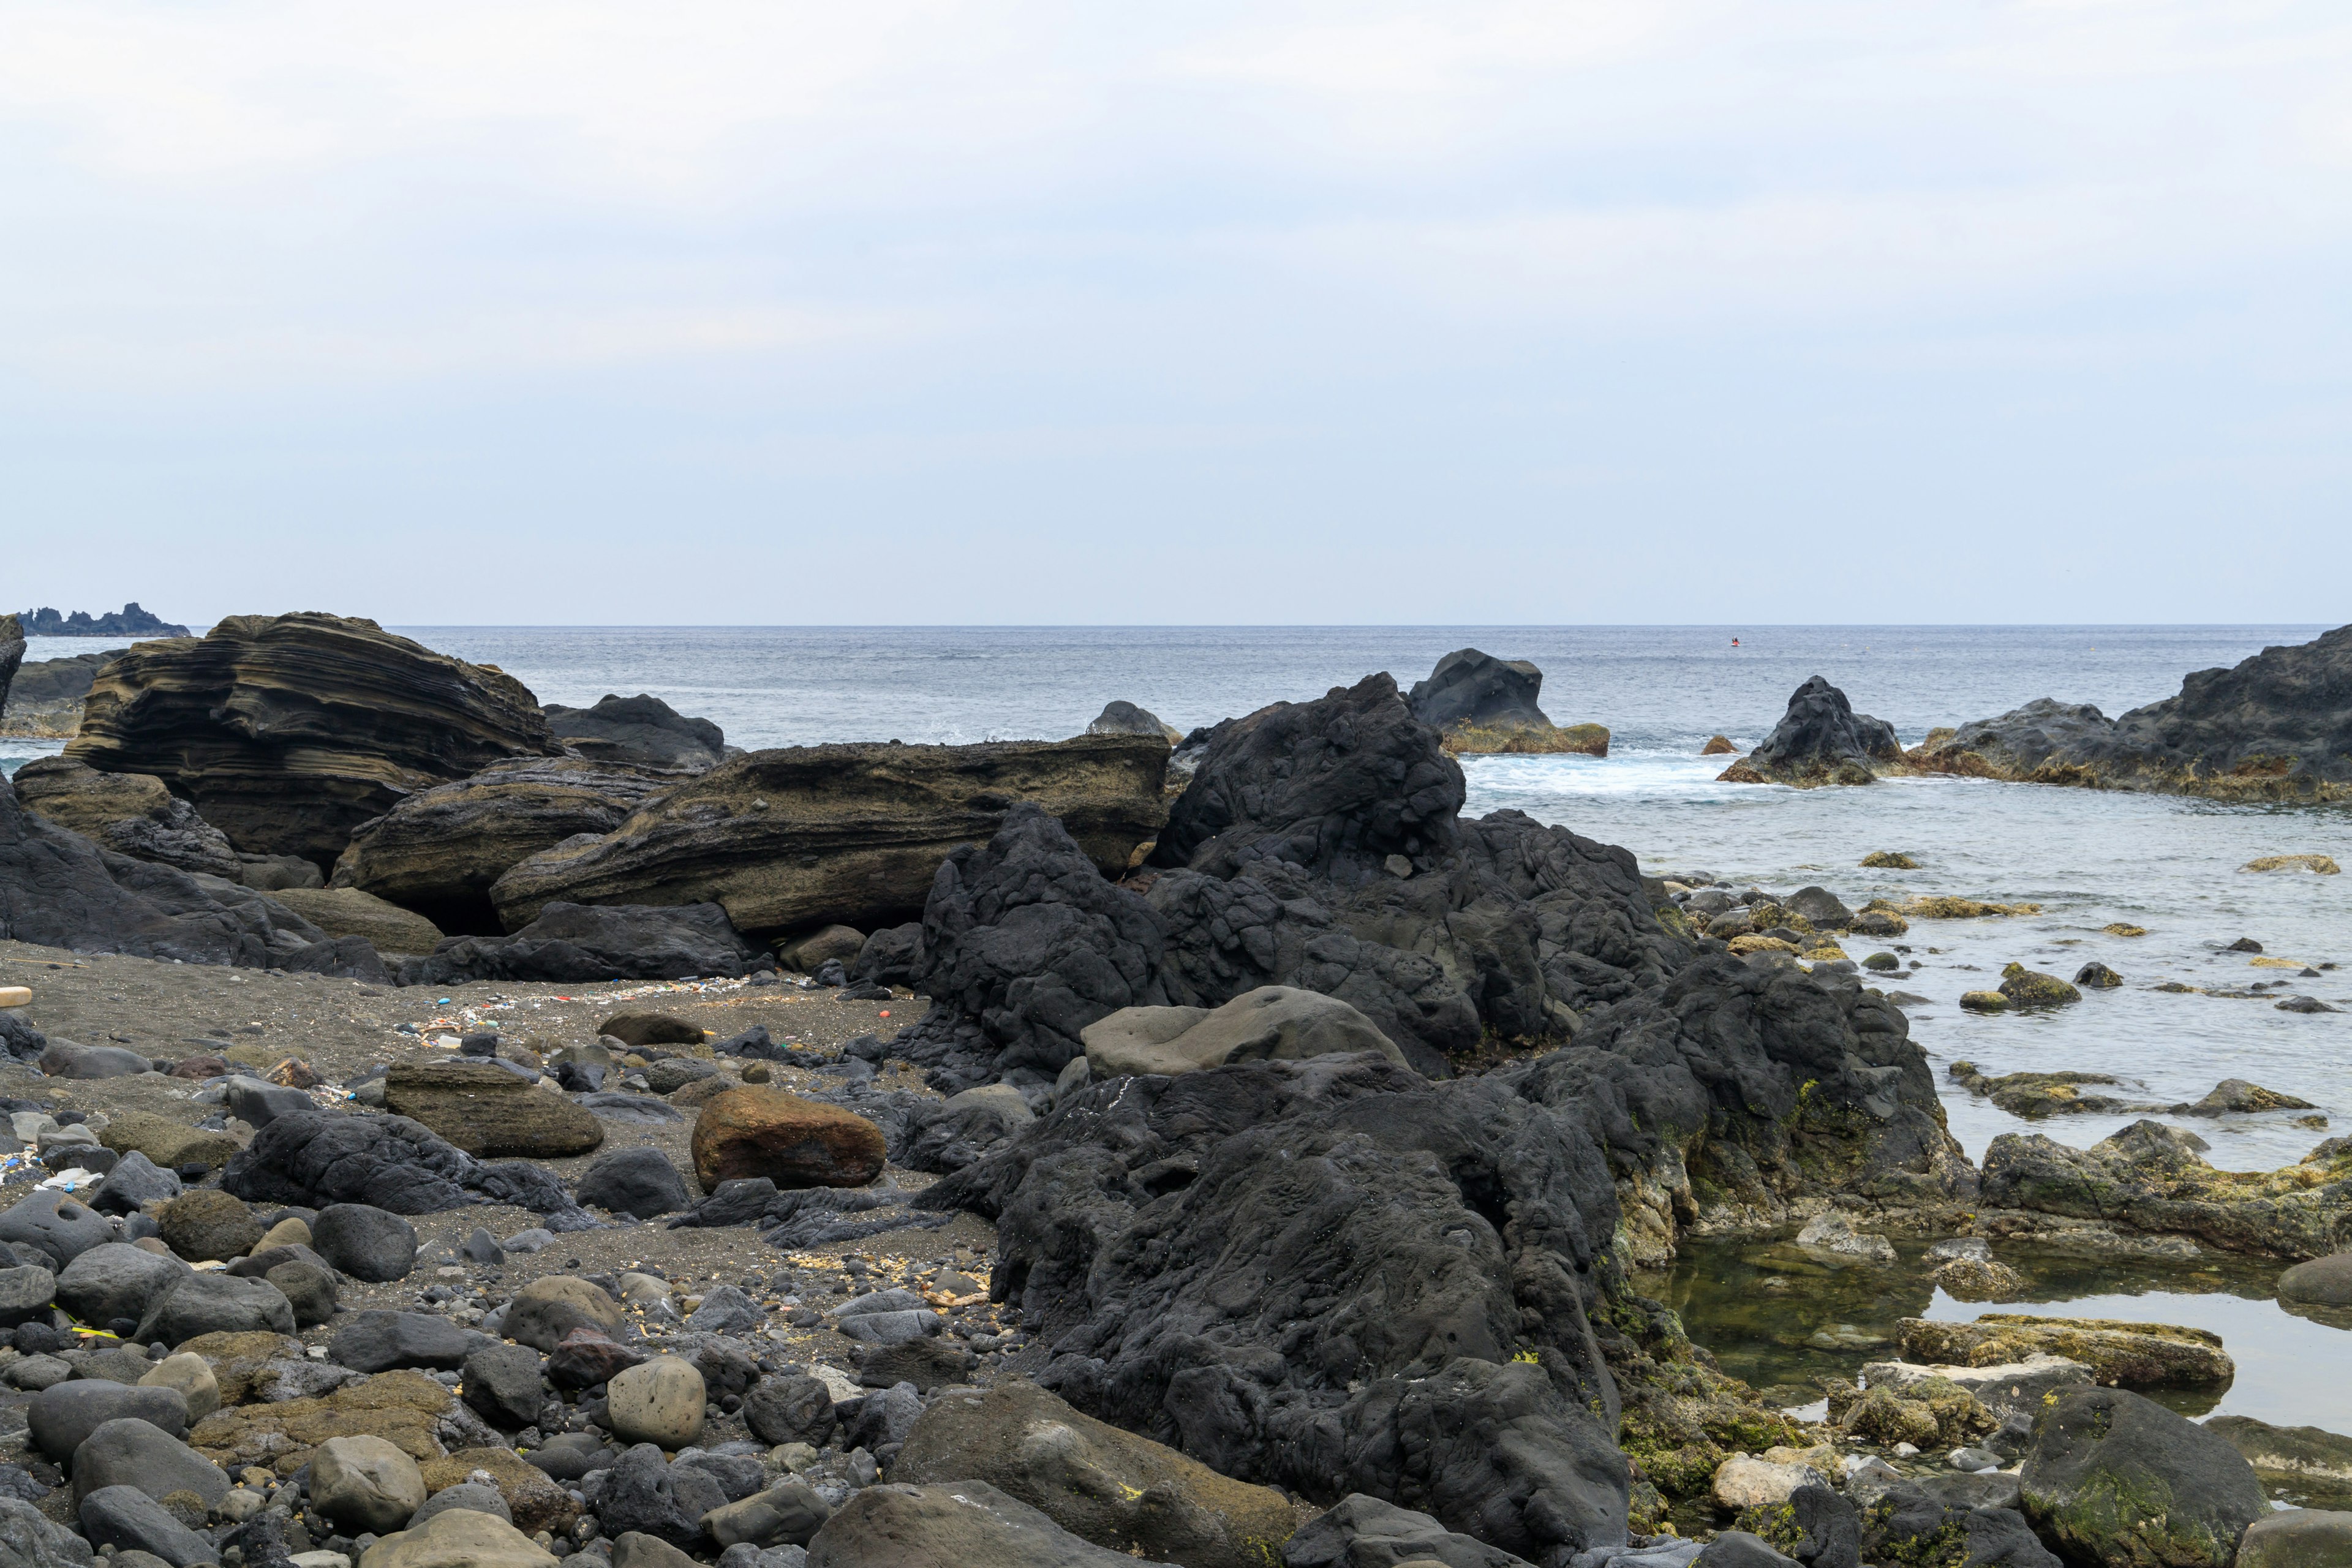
[1731,638,1741,647]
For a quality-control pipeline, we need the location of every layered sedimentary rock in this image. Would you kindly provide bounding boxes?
[67,613,556,865]
[1910,624,2352,800]
[1717,677,1902,786]
[489,736,1169,934]
[332,756,687,933]
[0,768,377,975]
[10,756,242,878]
[1407,648,1608,756]
[544,693,727,771]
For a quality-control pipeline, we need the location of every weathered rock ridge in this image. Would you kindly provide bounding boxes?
[67,612,556,865]
[489,735,1170,934]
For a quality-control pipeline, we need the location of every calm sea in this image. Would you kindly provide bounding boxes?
[9,625,2347,1172]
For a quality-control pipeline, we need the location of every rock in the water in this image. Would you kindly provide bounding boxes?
[2280,1251,2352,1309]
[1997,963,2080,1008]
[804,1479,1180,1568]
[894,1380,1296,1568]
[355,1506,559,1568]
[401,902,769,988]
[77,1484,219,1568]
[504,1275,626,1354]
[2204,1415,2352,1510]
[331,1311,488,1374]
[605,1357,706,1449]
[1080,986,1408,1078]
[382,1061,602,1158]
[488,735,1169,933]
[1793,1212,1894,1262]
[311,1204,419,1282]
[69,1417,229,1507]
[2021,1387,2264,1568]
[31,1381,189,1459]
[2237,1509,2352,1567]
[66,612,556,865]
[311,1434,428,1533]
[1084,700,1182,744]
[1717,677,1901,787]
[1407,648,1607,758]
[1947,1063,2133,1118]
[10,756,242,878]
[1898,1314,2231,1388]
[158,1189,265,1262]
[691,1088,885,1191]
[575,1148,693,1219]
[1981,1119,2352,1260]
[2175,1079,2318,1116]
[545,693,727,771]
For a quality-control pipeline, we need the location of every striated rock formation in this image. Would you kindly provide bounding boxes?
[67,613,556,867]
[396,901,767,987]
[0,767,378,975]
[17,603,189,637]
[1408,648,1608,757]
[1982,1120,2352,1259]
[6,757,241,878]
[544,693,727,771]
[488,735,1169,934]
[1717,677,1902,786]
[332,755,687,933]
[1910,624,2352,800]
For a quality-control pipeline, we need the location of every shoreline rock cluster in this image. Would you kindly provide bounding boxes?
[2,612,2350,1567]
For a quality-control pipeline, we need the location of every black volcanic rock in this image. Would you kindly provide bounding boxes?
[1152,673,1463,883]
[17,603,189,638]
[0,614,23,714]
[1916,624,2352,800]
[1719,676,1902,786]
[1408,648,1552,731]
[11,756,242,879]
[67,612,556,866]
[545,693,728,771]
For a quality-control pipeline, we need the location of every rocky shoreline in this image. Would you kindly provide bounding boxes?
[0,611,2348,1567]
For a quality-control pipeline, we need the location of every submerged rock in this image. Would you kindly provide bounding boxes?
[1997,963,2080,1008]
[67,612,555,865]
[1948,1062,2133,1118]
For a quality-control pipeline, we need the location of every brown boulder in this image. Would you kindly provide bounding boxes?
[101,1110,243,1171]
[488,736,1167,932]
[331,756,688,933]
[66,612,556,865]
[188,1367,453,1477]
[420,1446,579,1535]
[691,1087,885,1191]
[158,1189,265,1262]
[383,1061,602,1158]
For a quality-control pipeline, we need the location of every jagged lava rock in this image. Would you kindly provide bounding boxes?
[66,612,556,864]
[489,734,1169,932]
[399,900,765,986]
[1717,677,1901,786]
[2021,1387,2264,1568]
[546,693,727,770]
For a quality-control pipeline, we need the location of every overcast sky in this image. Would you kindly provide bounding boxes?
[5,2,2349,625]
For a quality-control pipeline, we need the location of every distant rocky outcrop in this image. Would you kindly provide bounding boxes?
[0,767,379,975]
[1406,648,1608,756]
[1718,676,1902,786]
[10,756,242,878]
[545,693,728,771]
[1083,700,1181,744]
[17,603,190,638]
[1909,624,2352,800]
[0,650,119,737]
[486,736,1169,935]
[332,756,688,933]
[67,613,557,867]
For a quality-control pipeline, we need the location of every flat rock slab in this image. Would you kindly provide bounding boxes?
[384,1061,603,1158]
[1899,1314,2233,1387]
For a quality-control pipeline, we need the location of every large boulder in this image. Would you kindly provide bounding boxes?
[1897,1314,2232,1388]
[398,900,767,987]
[1717,677,1902,786]
[1085,701,1182,744]
[894,1380,1297,1568]
[1081,986,1408,1077]
[575,1147,693,1219]
[30,1381,189,1459]
[332,1311,491,1374]
[0,1191,116,1268]
[55,1243,189,1327]
[1407,649,1608,758]
[1913,624,2352,801]
[312,1433,429,1532]
[311,1204,419,1281]
[134,1272,296,1344]
[487,734,1169,932]
[70,1418,230,1508]
[357,1506,560,1568]
[692,1088,886,1191]
[805,1479,1182,1568]
[221,1109,595,1229]
[2237,1509,2352,1567]
[1981,1120,2352,1259]
[1281,1493,1532,1568]
[77,1483,219,1568]
[9,757,241,878]
[66,612,556,865]
[382,1061,603,1158]
[2280,1251,2352,1308]
[331,756,690,933]
[545,694,727,771]
[503,1275,626,1354]
[2020,1387,2265,1568]
[258,886,443,954]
